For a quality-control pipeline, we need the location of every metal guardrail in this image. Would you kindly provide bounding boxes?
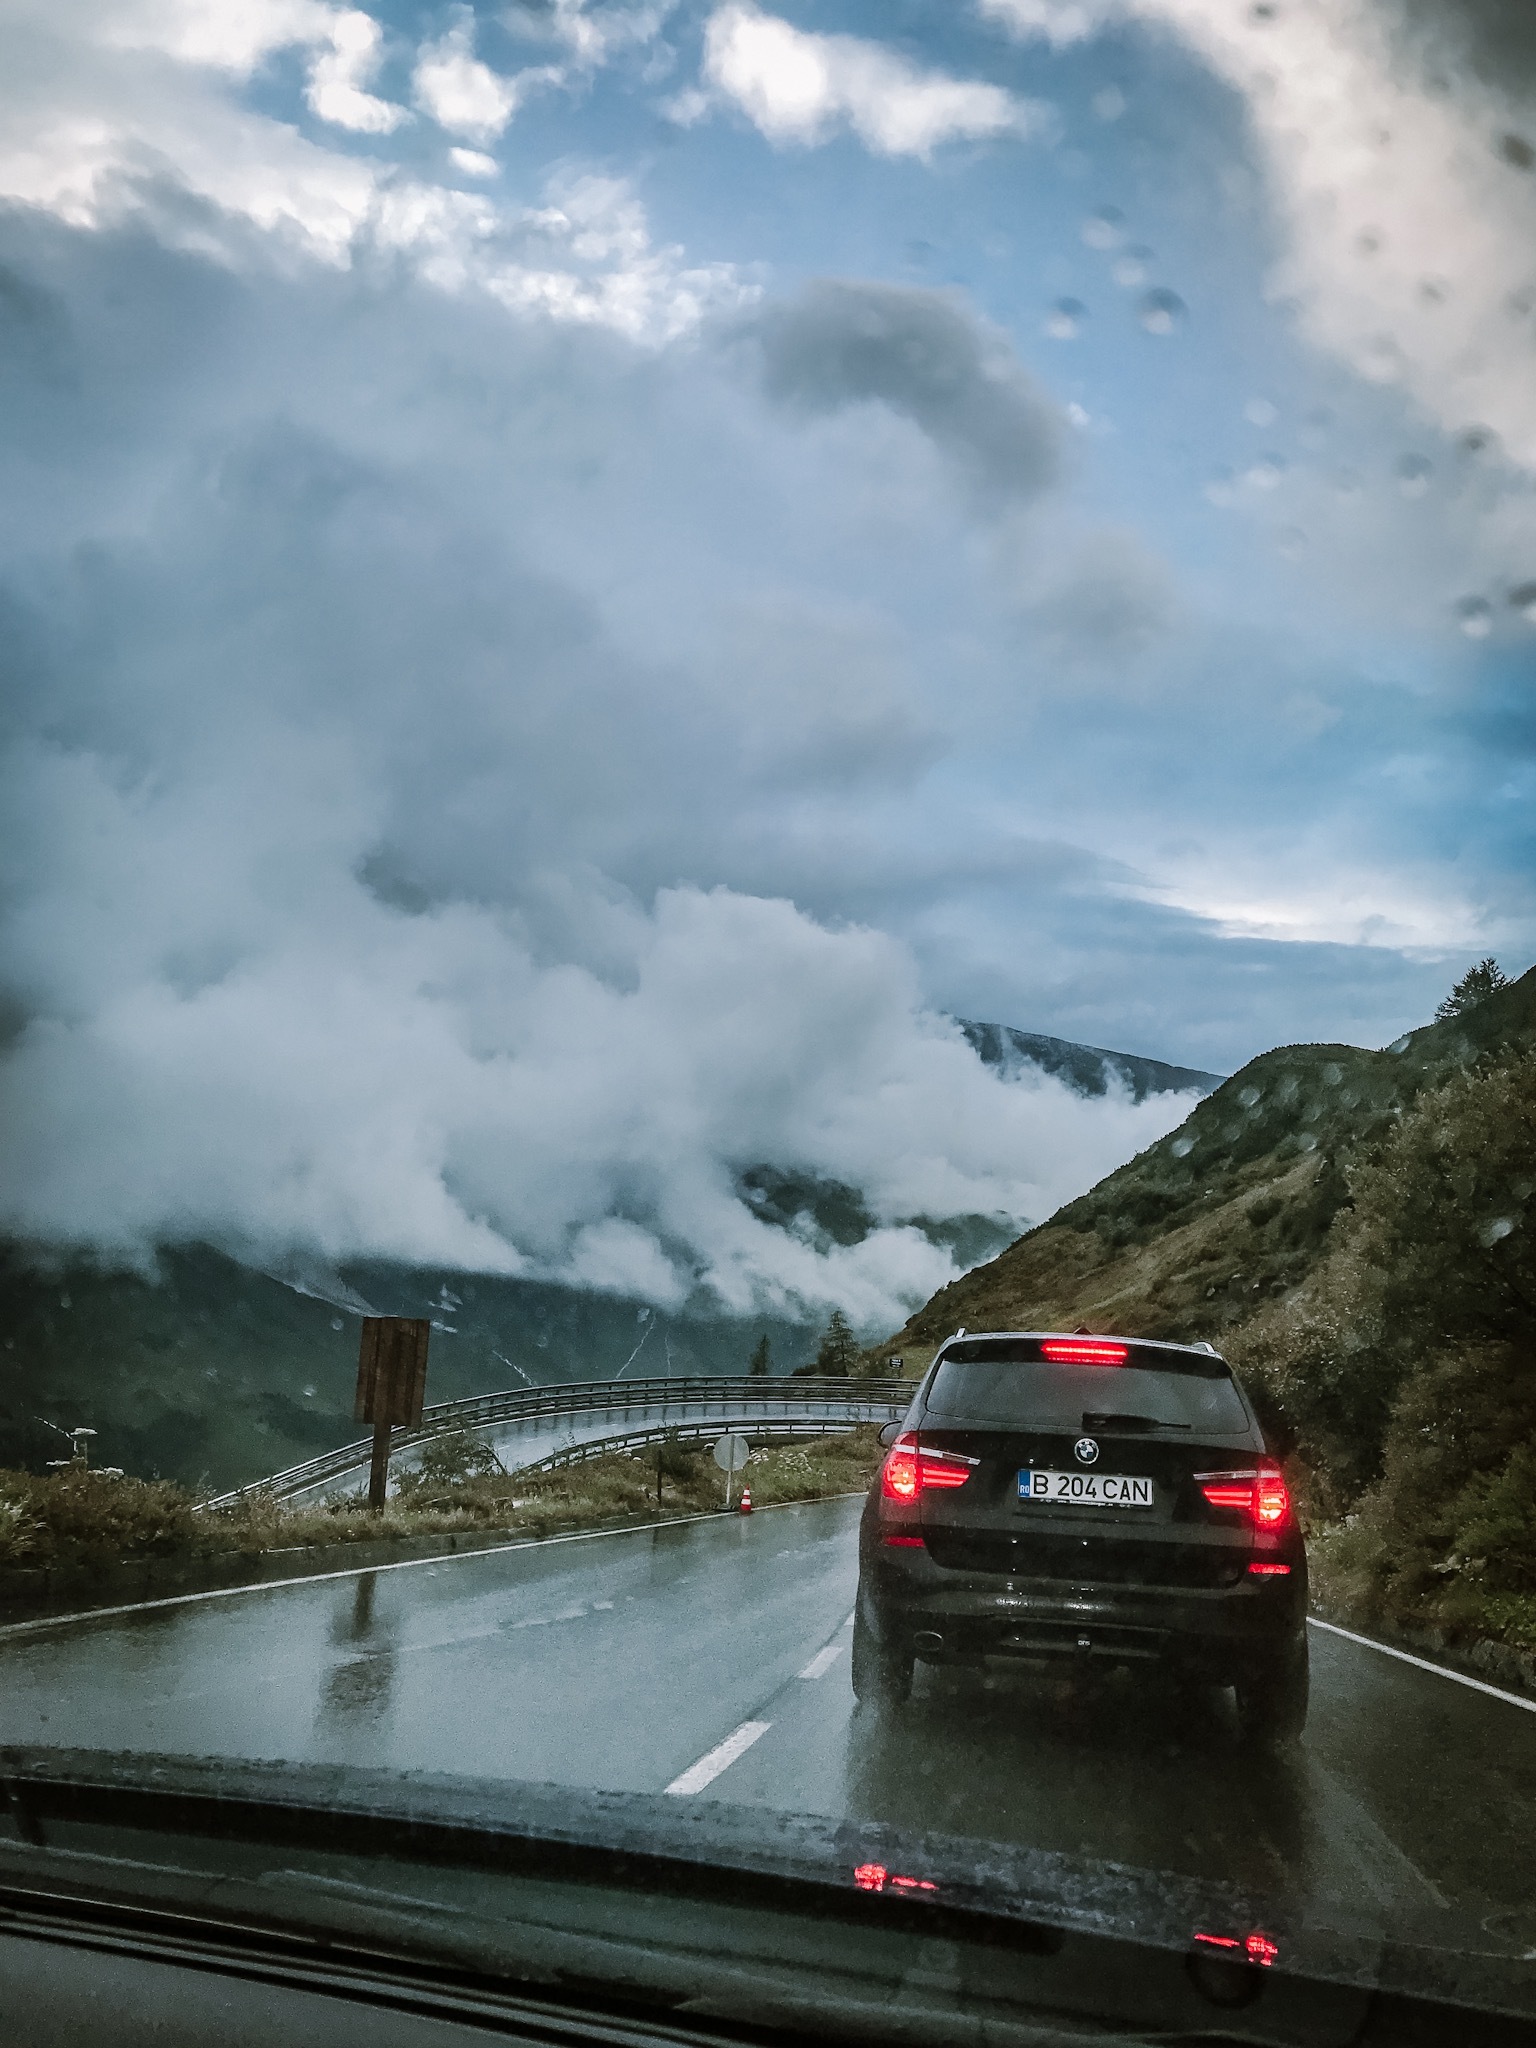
[203,1375,914,1509]
[517,1415,864,1477]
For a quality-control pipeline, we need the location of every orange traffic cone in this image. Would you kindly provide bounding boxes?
[739,1485,753,1515]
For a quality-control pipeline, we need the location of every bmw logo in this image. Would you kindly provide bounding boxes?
[1073,1437,1100,1465]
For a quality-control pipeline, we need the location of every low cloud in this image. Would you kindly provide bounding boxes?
[750,279,1062,506]
[0,213,1192,1329]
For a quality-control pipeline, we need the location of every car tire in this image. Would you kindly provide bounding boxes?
[851,1607,913,1707]
[1234,1632,1309,1747]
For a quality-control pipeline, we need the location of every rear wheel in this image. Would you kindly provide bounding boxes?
[851,1608,913,1707]
[1235,1632,1309,1747]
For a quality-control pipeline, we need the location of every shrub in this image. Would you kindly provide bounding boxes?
[0,1469,198,1567]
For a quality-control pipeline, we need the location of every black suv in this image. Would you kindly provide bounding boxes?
[854,1330,1308,1742]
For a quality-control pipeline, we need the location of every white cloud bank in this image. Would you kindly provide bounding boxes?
[0,170,1194,1329]
[0,817,1192,1322]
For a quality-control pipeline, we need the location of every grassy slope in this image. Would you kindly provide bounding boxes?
[888,967,1536,1361]
[0,1430,884,1583]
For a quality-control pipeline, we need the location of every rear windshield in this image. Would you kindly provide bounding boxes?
[925,1344,1251,1435]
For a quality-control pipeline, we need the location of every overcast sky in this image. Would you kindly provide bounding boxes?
[0,0,1531,1322]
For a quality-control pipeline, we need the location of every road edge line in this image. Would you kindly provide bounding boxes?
[0,1492,868,1641]
[1308,1615,1536,1712]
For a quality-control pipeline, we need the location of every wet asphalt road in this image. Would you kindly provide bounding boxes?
[0,1496,1532,1925]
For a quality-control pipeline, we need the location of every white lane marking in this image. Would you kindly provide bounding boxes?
[0,1494,869,1642]
[798,1644,844,1681]
[1309,1617,1536,1713]
[664,1720,771,1795]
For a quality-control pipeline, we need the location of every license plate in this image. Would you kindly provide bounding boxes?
[1020,1470,1155,1508]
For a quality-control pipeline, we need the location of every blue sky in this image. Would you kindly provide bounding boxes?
[0,0,1532,1317]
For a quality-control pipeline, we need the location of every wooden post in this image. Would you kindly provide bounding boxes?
[368,1413,393,1512]
[355,1317,431,1513]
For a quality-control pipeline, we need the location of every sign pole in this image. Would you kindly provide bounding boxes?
[368,1413,393,1512]
[712,1432,749,1513]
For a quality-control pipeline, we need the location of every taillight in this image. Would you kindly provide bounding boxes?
[882,1435,919,1501]
[1255,1469,1289,1527]
[1040,1337,1128,1365]
[1198,1465,1291,1528]
[880,1432,974,1500]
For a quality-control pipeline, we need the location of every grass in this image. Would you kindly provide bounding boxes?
[0,1429,884,1580]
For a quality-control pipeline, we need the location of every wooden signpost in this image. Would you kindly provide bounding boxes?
[355,1317,431,1511]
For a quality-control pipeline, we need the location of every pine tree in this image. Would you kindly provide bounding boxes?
[815,1309,859,1376]
[748,1334,772,1377]
[1436,957,1509,1020]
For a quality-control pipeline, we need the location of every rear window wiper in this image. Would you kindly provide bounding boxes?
[1081,1412,1191,1433]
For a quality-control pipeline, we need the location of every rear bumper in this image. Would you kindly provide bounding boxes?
[862,1541,1306,1679]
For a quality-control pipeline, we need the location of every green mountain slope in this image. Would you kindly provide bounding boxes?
[890,966,1536,1360]
[884,967,1536,1653]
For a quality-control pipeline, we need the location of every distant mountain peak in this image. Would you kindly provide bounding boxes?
[958,1020,1225,1104]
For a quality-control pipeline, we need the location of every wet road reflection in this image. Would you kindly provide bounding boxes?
[0,1497,1530,1921]
[315,1572,398,1739]
[839,1663,1315,1898]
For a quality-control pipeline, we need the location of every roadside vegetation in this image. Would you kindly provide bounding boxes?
[885,963,1536,1659]
[0,1428,884,1584]
[1235,1049,1536,1653]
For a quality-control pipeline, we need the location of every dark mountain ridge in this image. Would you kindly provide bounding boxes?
[958,1020,1224,1102]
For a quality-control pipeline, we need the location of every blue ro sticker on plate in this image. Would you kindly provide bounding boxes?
[1021,1470,1155,1507]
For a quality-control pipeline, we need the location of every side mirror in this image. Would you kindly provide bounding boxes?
[877,1420,902,1448]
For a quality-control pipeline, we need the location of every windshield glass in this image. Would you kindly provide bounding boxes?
[1,0,1533,2033]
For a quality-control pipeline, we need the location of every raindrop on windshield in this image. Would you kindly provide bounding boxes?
[1360,334,1401,381]
[1459,424,1499,459]
[1396,454,1432,497]
[1082,207,1125,250]
[1138,288,1186,335]
[1244,398,1277,427]
[1112,246,1151,288]
[1045,298,1086,339]
[1456,596,1493,638]
[1510,581,1536,623]
[1246,455,1286,490]
[1092,86,1126,122]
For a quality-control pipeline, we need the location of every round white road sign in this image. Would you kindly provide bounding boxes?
[712,1432,750,1473]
